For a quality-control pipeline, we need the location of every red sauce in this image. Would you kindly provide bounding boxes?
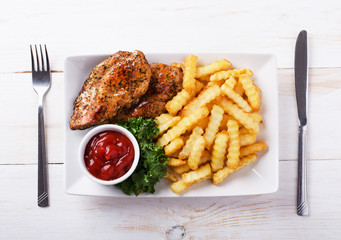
[84,131,135,181]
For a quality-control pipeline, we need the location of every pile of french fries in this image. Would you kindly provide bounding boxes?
[156,55,267,194]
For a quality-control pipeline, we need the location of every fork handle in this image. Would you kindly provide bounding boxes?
[38,105,49,207]
[297,125,308,216]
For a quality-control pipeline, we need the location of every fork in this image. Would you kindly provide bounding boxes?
[30,45,51,207]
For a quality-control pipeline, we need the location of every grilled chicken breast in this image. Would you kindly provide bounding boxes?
[114,63,183,121]
[70,50,151,130]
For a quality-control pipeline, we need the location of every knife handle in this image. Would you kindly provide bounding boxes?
[297,125,309,216]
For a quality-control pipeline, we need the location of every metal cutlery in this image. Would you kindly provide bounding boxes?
[295,30,309,216]
[30,45,51,207]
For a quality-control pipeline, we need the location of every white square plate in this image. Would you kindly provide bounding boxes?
[64,53,279,197]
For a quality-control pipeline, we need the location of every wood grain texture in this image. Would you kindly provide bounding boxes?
[0,0,341,72]
[0,73,64,164]
[278,68,341,160]
[1,67,340,164]
[1,161,340,239]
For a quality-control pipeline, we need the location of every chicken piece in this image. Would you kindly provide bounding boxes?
[115,63,183,121]
[70,50,151,130]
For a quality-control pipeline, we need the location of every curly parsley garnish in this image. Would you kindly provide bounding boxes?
[116,117,168,196]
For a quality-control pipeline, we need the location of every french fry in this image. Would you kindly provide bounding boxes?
[194,116,210,130]
[212,80,227,87]
[194,80,205,95]
[205,101,216,112]
[207,81,218,87]
[196,59,232,78]
[221,82,252,113]
[171,163,212,193]
[180,84,221,117]
[166,90,191,115]
[219,114,238,131]
[164,171,178,182]
[239,74,261,111]
[175,150,211,174]
[248,112,262,124]
[224,76,237,89]
[210,69,252,82]
[210,70,233,82]
[156,114,173,125]
[170,180,190,194]
[240,142,267,158]
[168,150,182,159]
[172,164,191,175]
[226,120,240,169]
[218,96,259,134]
[165,80,204,116]
[183,55,198,95]
[211,130,229,172]
[196,75,211,82]
[157,107,209,147]
[233,69,253,77]
[171,163,212,194]
[245,69,253,76]
[212,154,258,185]
[203,105,224,149]
[239,127,250,135]
[167,157,187,167]
[157,116,181,137]
[240,133,257,146]
[182,163,212,185]
[213,168,234,185]
[200,150,211,165]
[219,114,229,131]
[188,136,205,170]
[164,137,185,156]
[179,126,204,159]
[234,80,245,96]
[182,134,190,143]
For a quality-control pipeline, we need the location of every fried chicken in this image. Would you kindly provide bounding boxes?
[70,50,151,130]
[114,63,183,121]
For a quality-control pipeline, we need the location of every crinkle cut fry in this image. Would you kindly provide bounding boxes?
[226,119,240,169]
[156,107,209,147]
[213,154,258,185]
[196,59,232,78]
[183,55,198,95]
[218,96,259,134]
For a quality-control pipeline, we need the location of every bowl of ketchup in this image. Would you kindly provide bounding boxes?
[78,124,140,185]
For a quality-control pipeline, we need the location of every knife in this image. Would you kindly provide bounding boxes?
[295,30,309,216]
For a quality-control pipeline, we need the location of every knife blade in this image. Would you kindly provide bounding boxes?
[295,30,308,127]
[295,30,309,216]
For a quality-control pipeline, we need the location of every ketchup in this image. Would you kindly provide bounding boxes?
[84,131,135,181]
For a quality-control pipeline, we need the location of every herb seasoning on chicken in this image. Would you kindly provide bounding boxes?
[114,63,183,121]
[70,50,151,130]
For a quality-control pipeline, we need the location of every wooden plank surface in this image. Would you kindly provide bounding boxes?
[0,0,341,72]
[1,160,340,239]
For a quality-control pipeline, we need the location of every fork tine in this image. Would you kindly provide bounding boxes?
[40,45,45,71]
[44,45,50,72]
[35,45,40,71]
[30,45,35,72]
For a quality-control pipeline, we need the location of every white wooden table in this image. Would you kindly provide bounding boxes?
[1,1,341,239]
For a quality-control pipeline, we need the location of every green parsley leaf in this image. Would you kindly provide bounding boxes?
[116,117,168,196]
